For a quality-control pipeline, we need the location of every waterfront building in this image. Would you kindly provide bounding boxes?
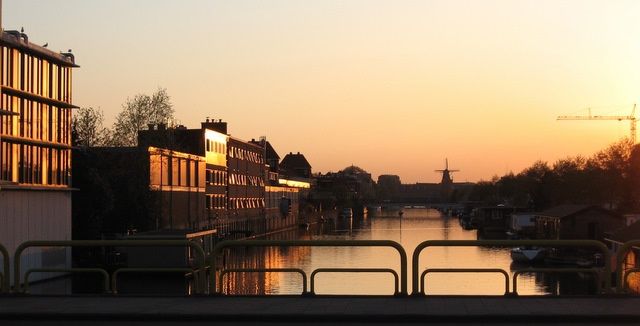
[138,118,302,238]
[377,174,401,202]
[138,121,228,225]
[376,171,474,204]
[250,141,311,232]
[535,205,625,241]
[313,165,375,213]
[0,29,78,283]
[250,137,279,186]
[72,146,206,236]
[225,136,265,227]
[280,152,312,179]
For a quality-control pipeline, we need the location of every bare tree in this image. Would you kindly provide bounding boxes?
[109,88,174,146]
[72,107,109,147]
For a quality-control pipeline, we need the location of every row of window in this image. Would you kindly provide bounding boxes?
[229,197,265,210]
[149,154,205,188]
[1,46,72,103]
[205,139,226,154]
[204,195,267,210]
[228,173,265,187]
[0,95,71,144]
[205,169,227,186]
[265,189,299,209]
[0,142,70,185]
[228,145,263,164]
[205,194,226,210]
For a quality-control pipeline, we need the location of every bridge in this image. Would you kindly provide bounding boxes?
[0,239,638,324]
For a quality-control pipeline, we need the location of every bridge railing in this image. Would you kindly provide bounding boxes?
[1,238,639,295]
[211,240,408,296]
[13,240,206,294]
[411,239,611,295]
[615,240,640,293]
[0,243,8,293]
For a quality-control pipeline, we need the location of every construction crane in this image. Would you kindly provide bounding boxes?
[557,104,637,144]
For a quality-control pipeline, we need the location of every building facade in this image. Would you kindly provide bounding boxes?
[73,146,206,236]
[0,29,78,283]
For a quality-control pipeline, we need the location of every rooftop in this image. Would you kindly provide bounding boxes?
[0,30,79,67]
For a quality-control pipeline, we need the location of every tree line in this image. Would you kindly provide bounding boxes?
[72,87,174,147]
[469,139,640,213]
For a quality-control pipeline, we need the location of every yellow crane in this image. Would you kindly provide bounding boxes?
[557,104,637,144]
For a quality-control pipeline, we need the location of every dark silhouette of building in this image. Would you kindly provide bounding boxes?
[72,146,206,236]
[376,161,474,203]
[314,165,375,210]
[280,152,312,178]
[535,205,625,241]
[377,174,401,201]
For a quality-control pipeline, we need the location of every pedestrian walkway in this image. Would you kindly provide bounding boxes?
[1,295,639,325]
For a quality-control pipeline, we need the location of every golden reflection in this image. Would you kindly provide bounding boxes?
[204,129,227,167]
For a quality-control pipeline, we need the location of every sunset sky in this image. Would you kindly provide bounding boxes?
[5,0,640,183]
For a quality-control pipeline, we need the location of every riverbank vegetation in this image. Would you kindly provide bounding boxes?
[469,139,640,213]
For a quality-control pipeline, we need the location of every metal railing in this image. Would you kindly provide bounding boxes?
[623,268,640,292]
[513,268,600,295]
[310,268,400,295]
[412,240,611,295]
[218,268,308,295]
[420,268,510,295]
[24,268,110,294]
[0,243,8,293]
[111,268,196,294]
[13,240,207,294]
[211,240,408,295]
[615,240,640,293]
[0,238,638,296]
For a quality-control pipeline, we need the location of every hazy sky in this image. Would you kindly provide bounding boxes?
[5,0,640,183]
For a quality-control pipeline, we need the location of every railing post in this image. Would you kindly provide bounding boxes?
[13,240,205,294]
[212,240,408,296]
[0,243,9,293]
[616,240,640,293]
[412,239,612,295]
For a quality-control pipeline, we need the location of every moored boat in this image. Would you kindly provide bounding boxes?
[510,247,546,263]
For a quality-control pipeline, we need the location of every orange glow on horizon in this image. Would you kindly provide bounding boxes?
[6,0,640,183]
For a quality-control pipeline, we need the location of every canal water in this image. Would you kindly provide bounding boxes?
[29,208,595,295]
[221,208,596,296]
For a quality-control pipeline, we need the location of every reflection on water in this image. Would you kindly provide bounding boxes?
[223,208,595,296]
[29,208,595,295]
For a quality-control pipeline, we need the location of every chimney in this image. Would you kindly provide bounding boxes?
[147,123,155,130]
[201,118,227,134]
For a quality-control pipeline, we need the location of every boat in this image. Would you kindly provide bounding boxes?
[544,255,594,267]
[510,247,546,263]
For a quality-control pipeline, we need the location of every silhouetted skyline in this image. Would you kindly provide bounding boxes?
[5,0,640,182]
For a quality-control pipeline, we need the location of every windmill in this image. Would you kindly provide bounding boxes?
[435,159,459,201]
[435,158,459,185]
[557,104,636,144]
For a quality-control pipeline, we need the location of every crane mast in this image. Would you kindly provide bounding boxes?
[557,104,637,144]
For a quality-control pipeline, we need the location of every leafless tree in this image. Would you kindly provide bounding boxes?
[72,107,109,147]
[109,88,174,146]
